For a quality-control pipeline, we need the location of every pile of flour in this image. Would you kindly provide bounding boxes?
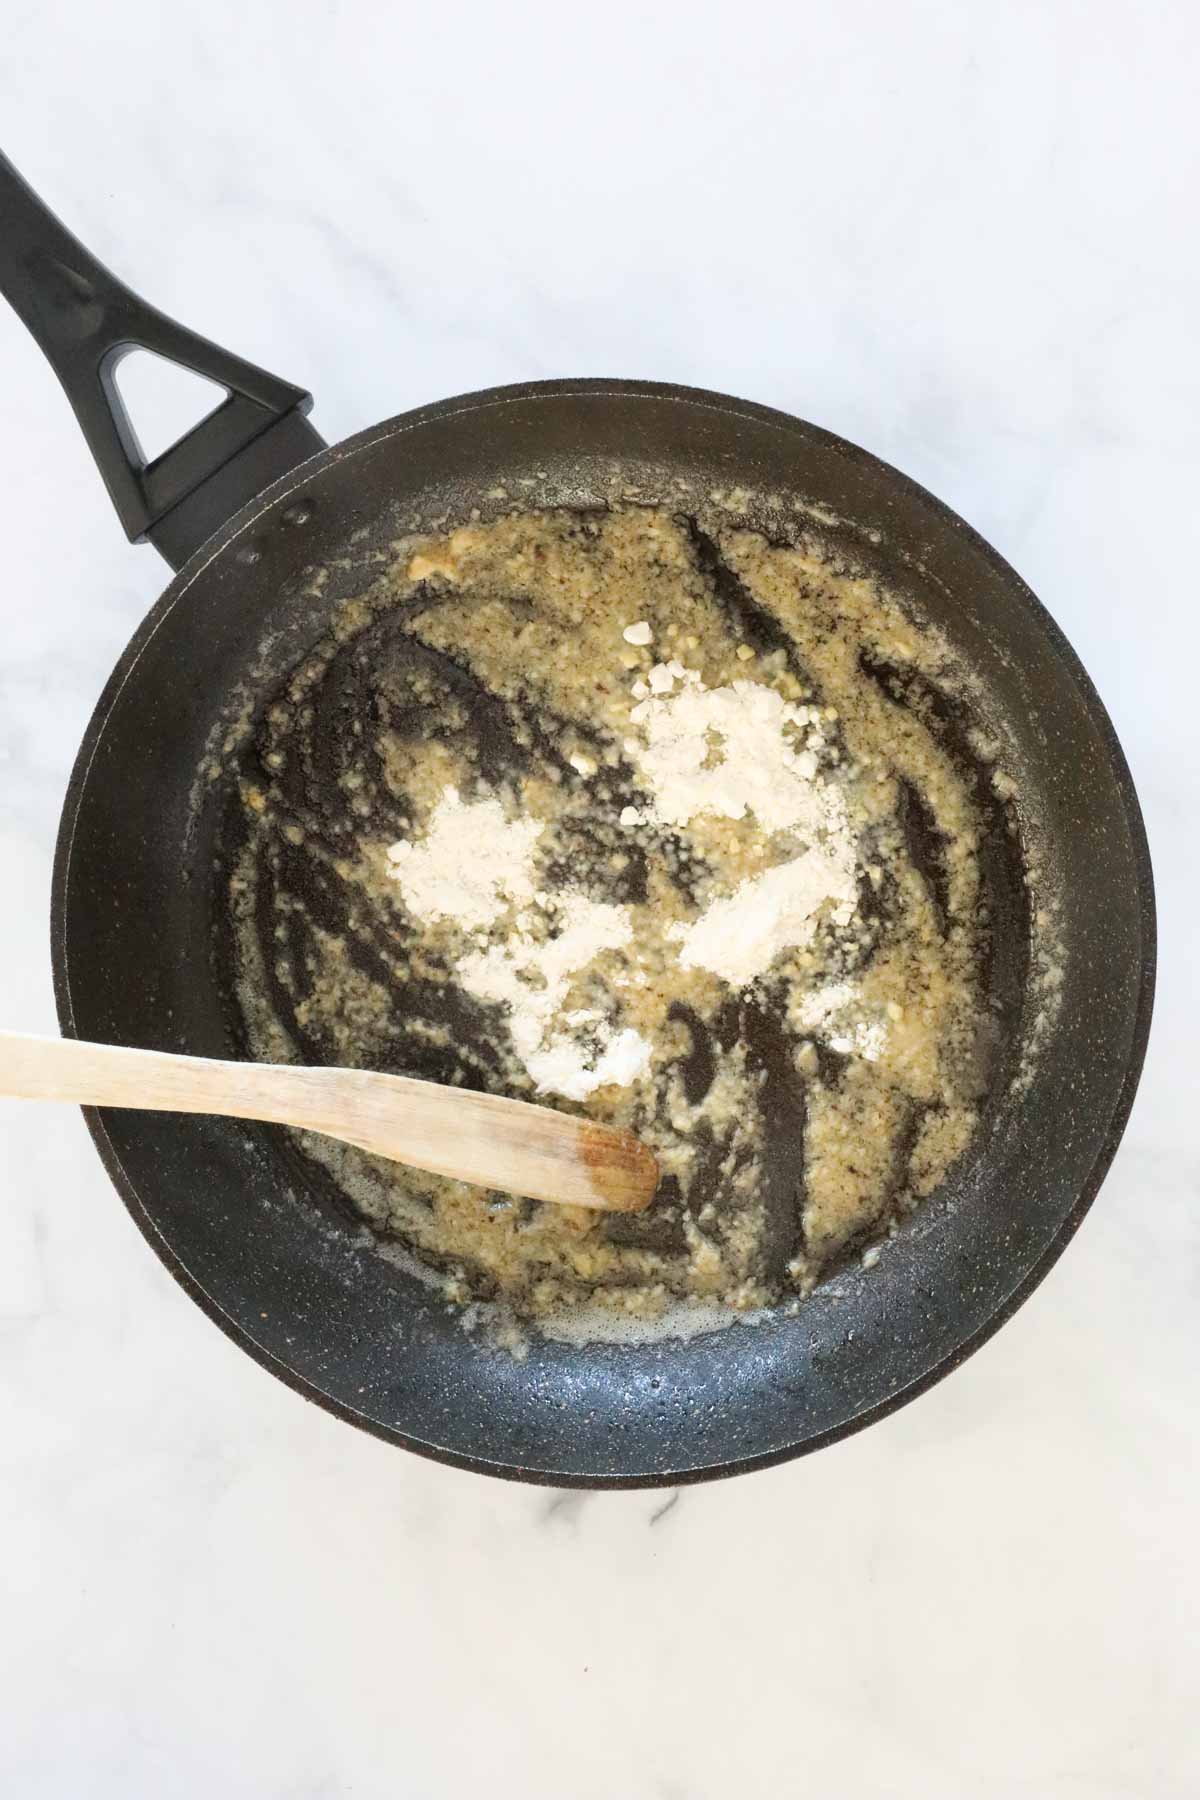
[384,790,541,930]
[618,652,859,986]
[386,788,651,1102]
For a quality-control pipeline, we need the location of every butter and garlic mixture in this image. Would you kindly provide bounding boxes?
[221,506,1009,1332]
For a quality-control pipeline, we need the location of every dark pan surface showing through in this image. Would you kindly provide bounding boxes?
[52,382,1154,1486]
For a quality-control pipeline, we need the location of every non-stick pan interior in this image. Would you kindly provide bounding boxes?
[53,383,1153,1484]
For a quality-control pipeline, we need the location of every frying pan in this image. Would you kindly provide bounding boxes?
[0,151,1155,1487]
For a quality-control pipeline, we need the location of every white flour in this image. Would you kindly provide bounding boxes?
[669,845,858,987]
[624,667,838,837]
[385,788,541,931]
[457,893,651,1102]
[794,980,888,1061]
[387,799,651,1102]
[626,664,862,989]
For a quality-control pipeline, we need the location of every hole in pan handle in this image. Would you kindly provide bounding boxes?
[0,148,328,570]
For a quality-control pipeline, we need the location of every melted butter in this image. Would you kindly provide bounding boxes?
[220,506,1010,1329]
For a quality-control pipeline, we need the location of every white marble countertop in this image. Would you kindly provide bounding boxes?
[1,4,1197,1795]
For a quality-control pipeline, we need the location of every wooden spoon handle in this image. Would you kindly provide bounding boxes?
[1,1031,320,1117]
[0,1033,656,1212]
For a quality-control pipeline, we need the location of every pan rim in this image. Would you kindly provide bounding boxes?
[50,377,1157,1487]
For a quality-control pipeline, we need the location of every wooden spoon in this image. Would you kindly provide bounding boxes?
[0,1033,658,1213]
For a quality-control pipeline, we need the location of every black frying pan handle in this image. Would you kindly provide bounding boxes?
[0,150,327,570]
